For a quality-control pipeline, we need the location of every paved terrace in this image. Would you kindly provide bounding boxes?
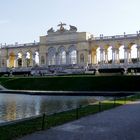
[19,101,140,140]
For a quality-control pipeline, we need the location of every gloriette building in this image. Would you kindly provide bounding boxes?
[1,23,140,72]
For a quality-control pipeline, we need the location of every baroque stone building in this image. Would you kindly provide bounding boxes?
[1,23,140,71]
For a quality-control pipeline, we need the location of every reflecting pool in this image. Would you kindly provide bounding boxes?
[0,93,100,123]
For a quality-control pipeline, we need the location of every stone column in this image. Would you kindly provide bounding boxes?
[1,58,6,67]
[15,55,18,67]
[129,49,132,63]
[137,46,140,63]
[0,50,1,68]
[29,54,33,67]
[116,48,119,63]
[32,54,35,66]
[46,52,48,66]
[100,47,105,64]
[84,49,89,66]
[112,47,119,64]
[112,48,115,64]
[66,52,69,65]
[7,59,9,67]
[88,50,91,64]
[76,50,79,65]
[104,49,108,63]
[91,50,97,64]
[124,47,131,64]
[22,54,26,67]
[55,52,58,65]
[6,53,9,67]
[14,59,16,67]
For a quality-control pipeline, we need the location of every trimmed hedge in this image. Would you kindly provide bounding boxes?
[0,75,140,91]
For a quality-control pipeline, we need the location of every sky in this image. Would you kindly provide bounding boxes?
[0,0,140,44]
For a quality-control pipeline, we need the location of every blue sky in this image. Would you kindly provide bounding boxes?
[0,0,140,44]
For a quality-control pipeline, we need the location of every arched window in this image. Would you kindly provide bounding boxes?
[80,53,84,63]
[68,46,77,64]
[48,47,56,65]
[58,47,66,65]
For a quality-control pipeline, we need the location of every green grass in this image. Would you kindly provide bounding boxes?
[0,96,134,140]
[0,75,140,91]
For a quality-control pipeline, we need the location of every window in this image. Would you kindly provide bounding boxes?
[48,47,56,65]
[58,47,66,64]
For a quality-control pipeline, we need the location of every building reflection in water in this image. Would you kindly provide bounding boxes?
[6,101,16,121]
[0,94,99,123]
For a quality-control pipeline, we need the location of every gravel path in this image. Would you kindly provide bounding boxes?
[18,101,140,140]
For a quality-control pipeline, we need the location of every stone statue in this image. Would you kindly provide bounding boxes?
[47,27,54,33]
[69,25,77,31]
[57,22,66,32]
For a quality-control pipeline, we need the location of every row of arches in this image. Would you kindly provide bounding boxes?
[6,43,139,68]
[47,46,77,65]
[8,51,39,67]
[91,44,138,64]
[7,46,86,67]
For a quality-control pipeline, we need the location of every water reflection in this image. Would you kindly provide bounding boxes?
[0,94,99,123]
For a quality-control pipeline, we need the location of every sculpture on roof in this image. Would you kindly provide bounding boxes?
[47,27,54,33]
[69,25,77,31]
[57,22,66,32]
[47,23,77,34]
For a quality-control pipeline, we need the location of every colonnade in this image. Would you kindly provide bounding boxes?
[2,30,140,70]
[4,46,140,68]
[90,45,140,65]
[3,44,140,69]
[5,51,39,68]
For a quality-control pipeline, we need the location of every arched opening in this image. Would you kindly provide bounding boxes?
[119,45,124,63]
[17,52,23,67]
[48,47,56,65]
[58,47,66,65]
[9,52,15,68]
[25,52,31,67]
[131,44,137,63]
[107,46,112,63]
[34,51,39,66]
